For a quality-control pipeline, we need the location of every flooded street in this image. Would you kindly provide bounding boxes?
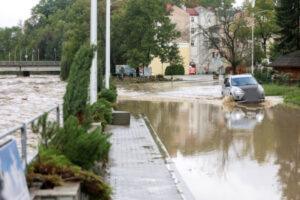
[117,80,300,200]
[1,75,299,199]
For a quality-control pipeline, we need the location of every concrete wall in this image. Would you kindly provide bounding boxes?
[150,43,190,75]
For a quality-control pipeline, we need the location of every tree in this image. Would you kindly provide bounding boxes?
[244,0,279,59]
[63,44,93,126]
[114,0,181,71]
[275,0,300,55]
[199,7,251,74]
[184,0,235,8]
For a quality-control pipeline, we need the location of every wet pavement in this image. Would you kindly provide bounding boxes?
[117,77,300,200]
[106,116,191,200]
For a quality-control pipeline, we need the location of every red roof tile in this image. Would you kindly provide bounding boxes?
[186,8,199,16]
[167,4,173,12]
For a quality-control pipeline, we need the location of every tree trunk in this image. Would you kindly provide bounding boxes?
[263,39,267,58]
[232,64,237,75]
[136,67,140,77]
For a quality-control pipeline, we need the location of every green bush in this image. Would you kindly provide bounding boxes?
[98,88,117,103]
[63,44,93,127]
[298,75,300,87]
[156,74,164,79]
[91,99,113,128]
[254,68,273,84]
[165,64,185,75]
[27,145,112,199]
[52,116,111,170]
[278,74,285,85]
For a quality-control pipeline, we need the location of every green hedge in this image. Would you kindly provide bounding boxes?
[165,64,185,75]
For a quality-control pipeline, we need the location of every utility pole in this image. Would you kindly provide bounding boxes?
[90,0,98,104]
[251,0,255,74]
[105,0,111,89]
[25,48,28,61]
[32,49,34,61]
[251,12,254,74]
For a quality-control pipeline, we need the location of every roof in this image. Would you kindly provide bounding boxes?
[167,4,173,12]
[186,8,198,16]
[268,50,300,67]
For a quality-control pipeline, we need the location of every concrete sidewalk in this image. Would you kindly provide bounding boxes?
[106,116,192,200]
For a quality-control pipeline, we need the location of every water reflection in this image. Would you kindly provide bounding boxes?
[223,105,264,131]
[118,100,300,200]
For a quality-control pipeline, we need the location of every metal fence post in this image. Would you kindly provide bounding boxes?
[56,105,60,127]
[21,123,27,167]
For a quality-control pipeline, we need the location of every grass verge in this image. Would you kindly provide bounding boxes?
[263,84,300,105]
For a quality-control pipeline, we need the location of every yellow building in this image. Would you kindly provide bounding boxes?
[149,5,191,75]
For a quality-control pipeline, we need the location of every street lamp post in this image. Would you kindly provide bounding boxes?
[105,0,111,89]
[90,0,98,104]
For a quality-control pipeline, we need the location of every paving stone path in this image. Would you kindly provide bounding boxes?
[106,116,185,200]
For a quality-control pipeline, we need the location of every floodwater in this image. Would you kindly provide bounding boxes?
[0,75,66,160]
[117,80,300,200]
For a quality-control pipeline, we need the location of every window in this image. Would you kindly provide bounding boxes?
[191,17,194,22]
[231,77,258,86]
[191,40,195,46]
[191,28,195,34]
[204,40,208,47]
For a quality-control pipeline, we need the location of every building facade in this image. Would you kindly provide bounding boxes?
[150,5,190,75]
[187,6,227,73]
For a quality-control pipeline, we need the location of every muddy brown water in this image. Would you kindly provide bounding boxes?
[118,100,300,200]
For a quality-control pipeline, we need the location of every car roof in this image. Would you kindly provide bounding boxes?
[225,74,253,79]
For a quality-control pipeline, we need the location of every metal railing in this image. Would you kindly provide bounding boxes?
[0,61,61,66]
[0,104,61,169]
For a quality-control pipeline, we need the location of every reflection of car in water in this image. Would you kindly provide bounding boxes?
[223,105,265,131]
[222,74,265,103]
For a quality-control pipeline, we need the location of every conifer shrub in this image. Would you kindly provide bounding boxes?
[27,145,112,199]
[165,64,185,75]
[52,116,111,170]
[98,88,117,103]
[63,44,93,127]
[91,99,113,128]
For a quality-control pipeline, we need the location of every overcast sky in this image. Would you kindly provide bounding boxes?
[0,0,246,28]
[0,0,40,28]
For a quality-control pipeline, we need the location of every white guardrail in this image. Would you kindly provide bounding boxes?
[0,104,61,170]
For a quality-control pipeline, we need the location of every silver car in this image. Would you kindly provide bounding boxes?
[222,74,265,103]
